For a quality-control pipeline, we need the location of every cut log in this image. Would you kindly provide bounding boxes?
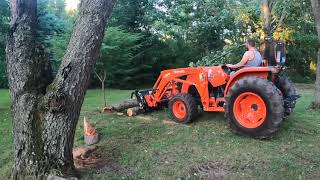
[112,99,139,112]
[127,106,144,117]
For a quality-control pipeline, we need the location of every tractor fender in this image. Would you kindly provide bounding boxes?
[224,67,273,96]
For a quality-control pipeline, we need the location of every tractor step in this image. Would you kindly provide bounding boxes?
[284,95,301,108]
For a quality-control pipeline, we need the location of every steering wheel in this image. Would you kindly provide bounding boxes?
[222,65,245,75]
[221,65,232,74]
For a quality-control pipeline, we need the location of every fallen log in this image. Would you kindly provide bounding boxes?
[127,106,144,117]
[111,99,139,112]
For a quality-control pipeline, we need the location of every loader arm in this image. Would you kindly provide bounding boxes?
[144,68,206,108]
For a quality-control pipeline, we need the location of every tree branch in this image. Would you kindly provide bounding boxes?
[102,70,107,82]
[271,2,287,32]
[94,71,103,82]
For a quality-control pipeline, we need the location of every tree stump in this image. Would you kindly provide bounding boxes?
[84,117,99,145]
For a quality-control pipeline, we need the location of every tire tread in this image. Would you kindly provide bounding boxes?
[225,77,284,139]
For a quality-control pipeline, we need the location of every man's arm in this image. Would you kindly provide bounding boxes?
[227,51,250,69]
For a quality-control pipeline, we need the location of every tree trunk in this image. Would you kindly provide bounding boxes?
[95,70,107,107]
[102,71,107,107]
[261,0,272,36]
[6,0,51,178]
[314,50,320,108]
[6,0,115,179]
[311,0,320,108]
[102,79,106,107]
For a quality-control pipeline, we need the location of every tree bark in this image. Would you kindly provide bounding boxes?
[6,0,115,178]
[261,0,272,36]
[111,99,140,112]
[6,0,52,178]
[311,0,320,108]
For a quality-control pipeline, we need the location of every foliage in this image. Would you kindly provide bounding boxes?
[193,43,246,66]
[194,0,317,82]
[38,0,75,72]
[283,0,318,77]
[0,0,318,88]
[95,27,145,88]
[0,0,9,88]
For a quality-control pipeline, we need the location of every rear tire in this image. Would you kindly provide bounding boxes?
[276,76,298,116]
[225,77,284,139]
[169,93,198,124]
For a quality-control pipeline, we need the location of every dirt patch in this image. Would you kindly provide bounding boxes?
[188,161,232,180]
[156,151,178,165]
[136,115,153,123]
[96,160,133,177]
[163,120,179,125]
[74,146,105,170]
[74,146,133,177]
[307,171,320,180]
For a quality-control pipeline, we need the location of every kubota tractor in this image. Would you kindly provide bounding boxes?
[133,39,299,138]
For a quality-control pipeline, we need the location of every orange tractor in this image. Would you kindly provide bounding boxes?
[133,40,299,138]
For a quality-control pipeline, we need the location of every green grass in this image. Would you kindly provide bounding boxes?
[1,89,320,179]
[0,89,13,177]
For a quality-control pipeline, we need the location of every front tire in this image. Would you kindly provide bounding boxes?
[169,93,198,124]
[225,77,285,139]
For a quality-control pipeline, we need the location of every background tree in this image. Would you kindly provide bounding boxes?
[6,0,114,178]
[311,0,320,109]
[0,0,9,88]
[0,0,318,90]
[37,0,75,71]
[95,27,143,89]
[261,0,272,36]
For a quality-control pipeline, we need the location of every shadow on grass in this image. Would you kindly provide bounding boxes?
[192,112,226,124]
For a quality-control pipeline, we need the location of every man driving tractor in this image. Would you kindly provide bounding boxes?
[227,39,262,69]
[132,37,299,139]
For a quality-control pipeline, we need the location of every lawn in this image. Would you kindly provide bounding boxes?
[1,87,320,179]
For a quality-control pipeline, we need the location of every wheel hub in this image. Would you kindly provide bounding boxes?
[233,92,267,128]
[251,104,258,111]
[172,101,187,120]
